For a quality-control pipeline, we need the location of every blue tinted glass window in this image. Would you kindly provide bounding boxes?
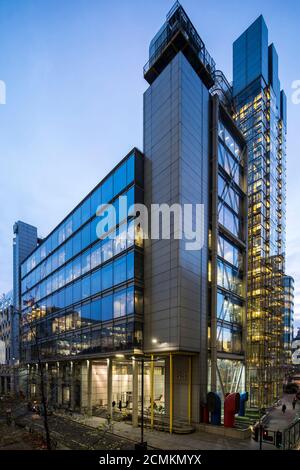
[65,239,72,261]
[65,285,73,306]
[52,293,59,311]
[72,207,81,232]
[102,263,113,290]
[52,251,59,271]
[90,242,101,269]
[102,176,113,205]
[126,187,135,213]
[72,280,81,304]
[114,289,127,318]
[127,251,134,279]
[72,307,81,330]
[91,187,101,216]
[72,256,81,280]
[114,224,127,255]
[52,272,58,292]
[82,223,91,249]
[81,198,91,224]
[40,244,46,261]
[91,269,101,295]
[81,250,90,275]
[58,224,66,245]
[127,154,135,185]
[46,278,52,296]
[40,281,46,299]
[45,258,51,277]
[114,162,127,196]
[65,217,73,239]
[127,287,134,314]
[58,246,66,266]
[102,294,113,321]
[113,199,119,225]
[45,238,52,257]
[52,230,59,249]
[90,218,98,244]
[82,275,90,299]
[81,302,91,326]
[91,298,101,322]
[72,232,81,257]
[114,256,126,285]
[65,263,73,284]
[101,238,113,262]
[58,290,65,309]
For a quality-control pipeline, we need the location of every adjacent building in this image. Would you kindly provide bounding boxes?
[0,291,14,394]
[12,221,39,394]
[232,16,287,407]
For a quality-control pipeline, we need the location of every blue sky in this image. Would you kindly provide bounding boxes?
[0,0,299,331]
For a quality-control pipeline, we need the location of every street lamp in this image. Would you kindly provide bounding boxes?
[135,356,147,451]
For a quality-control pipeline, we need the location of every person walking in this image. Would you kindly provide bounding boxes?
[292,398,297,410]
[282,403,287,414]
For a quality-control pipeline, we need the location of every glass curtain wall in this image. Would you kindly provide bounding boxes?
[20,149,144,363]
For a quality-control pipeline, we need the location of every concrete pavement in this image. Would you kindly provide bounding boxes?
[263,394,300,431]
[60,412,260,450]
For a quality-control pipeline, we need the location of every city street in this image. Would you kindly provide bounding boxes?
[0,398,134,450]
[264,394,300,432]
[1,394,300,450]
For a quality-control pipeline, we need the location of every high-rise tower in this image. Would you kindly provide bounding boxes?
[233,16,287,407]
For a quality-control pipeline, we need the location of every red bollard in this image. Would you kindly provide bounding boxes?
[200,403,210,423]
[224,393,240,427]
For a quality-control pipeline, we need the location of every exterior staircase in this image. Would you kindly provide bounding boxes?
[235,409,260,429]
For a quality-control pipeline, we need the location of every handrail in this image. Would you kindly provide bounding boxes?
[144,2,215,80]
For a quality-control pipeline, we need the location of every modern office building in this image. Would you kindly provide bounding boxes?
[17,2,287,426]
[19,149,145,420]
[143,2,247,425]
[12,220,38,393]
[0,291,14,394]
[283,275,294,364]
[232,16,287,407]
[17,3,248,430]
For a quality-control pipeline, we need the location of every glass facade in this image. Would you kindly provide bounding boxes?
[283,276,294,363]
[233,18,286,407]
[20,149,144,363]
[216,119,246,359]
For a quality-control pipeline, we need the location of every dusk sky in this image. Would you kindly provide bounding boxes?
[0,0,299,331]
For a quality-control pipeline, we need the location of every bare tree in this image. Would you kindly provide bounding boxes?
[16,307,52,450]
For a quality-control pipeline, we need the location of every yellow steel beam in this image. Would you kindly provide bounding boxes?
[150,354,154,429]
[170,353,173,434]
[188,356,192,424]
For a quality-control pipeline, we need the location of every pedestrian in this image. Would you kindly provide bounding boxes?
[282,403,286,414]
[112,400,116,408]
[118,400,122,411]
[292,398,297,410]
[6,408,12,426]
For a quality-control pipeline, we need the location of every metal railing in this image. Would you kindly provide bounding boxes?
[143,2,215,79]
[282,418,300,450]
